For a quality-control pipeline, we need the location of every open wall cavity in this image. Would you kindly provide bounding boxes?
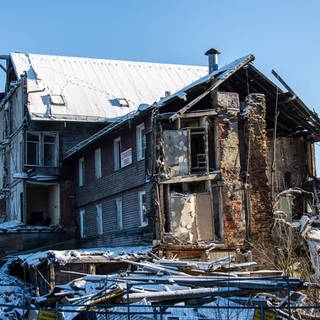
[26,182,60,226]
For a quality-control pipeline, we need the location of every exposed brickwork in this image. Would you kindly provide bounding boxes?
[245,94,272,240]
[215,92,246,247]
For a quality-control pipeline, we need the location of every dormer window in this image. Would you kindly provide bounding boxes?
[49,94,65,106]
[110,98,129,108]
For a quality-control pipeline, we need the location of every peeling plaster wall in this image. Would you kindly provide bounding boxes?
[245,94,272,239]
[215,92,245,246]
[163,130,189,177]
[170,192,197,242]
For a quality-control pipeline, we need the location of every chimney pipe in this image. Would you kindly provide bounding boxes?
[205,48,221,73]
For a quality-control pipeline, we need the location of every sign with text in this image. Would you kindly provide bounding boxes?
[121,148,132,167]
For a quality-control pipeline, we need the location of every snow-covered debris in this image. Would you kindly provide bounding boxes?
[0,265,34,319]
[9,246,152,267]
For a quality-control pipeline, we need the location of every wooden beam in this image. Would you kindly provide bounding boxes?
[181,110,217,119]
[159,172,219,184]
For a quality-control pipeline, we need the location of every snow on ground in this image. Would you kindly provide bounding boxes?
[0,220,53,232]
[0,263,35,319]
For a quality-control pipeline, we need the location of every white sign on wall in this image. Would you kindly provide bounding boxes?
[121,148,132,167]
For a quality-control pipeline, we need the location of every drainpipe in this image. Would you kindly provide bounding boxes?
[205,48,221,73]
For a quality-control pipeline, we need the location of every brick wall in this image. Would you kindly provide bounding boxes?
[215,91,246,247]
[244,94,272,240]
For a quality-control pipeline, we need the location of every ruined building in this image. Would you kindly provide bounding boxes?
[0,50,319,252]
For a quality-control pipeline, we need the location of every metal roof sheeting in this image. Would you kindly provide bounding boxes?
[10,53,207,122]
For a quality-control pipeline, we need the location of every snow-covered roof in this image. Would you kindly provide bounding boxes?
[10,52,207,122]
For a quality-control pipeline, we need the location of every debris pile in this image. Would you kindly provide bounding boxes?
[8,250,317,320]
[0,264,34,320]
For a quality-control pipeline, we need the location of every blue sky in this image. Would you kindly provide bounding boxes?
[1,0,320,170]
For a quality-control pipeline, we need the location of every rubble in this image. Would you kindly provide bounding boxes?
[2,246,318,319]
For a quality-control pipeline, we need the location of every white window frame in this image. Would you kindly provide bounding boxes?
[113,137,121,170]
[116,198,123,230]
[136,123,145,161]
[96,203,103,235]
[79,209,85,238]
[94,148,102,179]
[78,157,85,187]
[138,191,148,227]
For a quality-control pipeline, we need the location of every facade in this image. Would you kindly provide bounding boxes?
[1,50,319,251]
[65,52,320,249]
[0,53,206,237]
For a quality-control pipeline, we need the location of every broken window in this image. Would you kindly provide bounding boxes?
[139,191,147,227]
[26,132,58,167]
[116,198,123,230]
[96,204,103,235]
[94,148,102,179]
[78,157,85,187]
[26,133,39,165]
[190,128,207,174]
[79,209,85,238]
[26,183,60,226]
[113,137,121,170]
[136,123,145,161]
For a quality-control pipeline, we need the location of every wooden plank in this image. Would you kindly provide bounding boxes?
[159,172,219,184]
[181,110,218,119]
[125,286,242,303]
[195,193,214,240]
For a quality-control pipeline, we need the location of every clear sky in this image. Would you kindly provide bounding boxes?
[1,0,320,170]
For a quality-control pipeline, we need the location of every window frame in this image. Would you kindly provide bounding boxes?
[96,203,103,235]
[79,209,85,238]
[113,137,121,170]
[136,123,145,161]
[138,191,148,227]
[94,148,102,179]
[78,157,85,187]
[116,197,123,230]
[26,131,59,167]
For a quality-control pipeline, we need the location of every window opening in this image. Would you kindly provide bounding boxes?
[114,137,121,170]
[96,204,103,235]
[116,198,123,229]
[139,191,147,226]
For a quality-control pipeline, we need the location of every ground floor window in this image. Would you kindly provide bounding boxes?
[80,209,85,238]
[139,191,147,226]
[116,198,123,230]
